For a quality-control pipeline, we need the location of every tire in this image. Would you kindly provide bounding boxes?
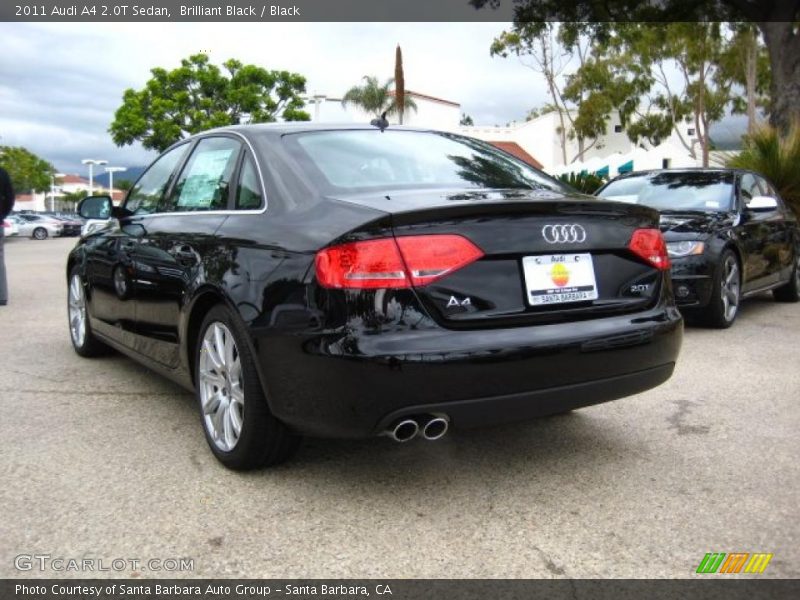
[67,268,109,357]
[696,249,741,329]
[195,305,300,470]
[773,254,800,303]
[33,227,48,240]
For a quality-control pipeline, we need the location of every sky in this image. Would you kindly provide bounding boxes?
[0,22,549,175]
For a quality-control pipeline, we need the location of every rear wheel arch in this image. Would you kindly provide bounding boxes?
[184,288,265,393]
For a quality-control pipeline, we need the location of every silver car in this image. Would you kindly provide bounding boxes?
[2,217,19,237]
[11,214,63,239]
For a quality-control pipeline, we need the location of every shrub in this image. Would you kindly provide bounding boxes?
[727,124,800,219]
[557,172,607,195]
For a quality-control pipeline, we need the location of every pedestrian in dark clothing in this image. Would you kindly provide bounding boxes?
[0,166,15,305]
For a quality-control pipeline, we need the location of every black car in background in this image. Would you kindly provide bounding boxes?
[597,169,800,328]
[69,124,682,469]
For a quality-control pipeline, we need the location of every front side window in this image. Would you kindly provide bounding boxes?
[125,143,189,215]
[283,130,569,194]
[597,171,735,212]
[167,137,242,212]
[740,173,763,205]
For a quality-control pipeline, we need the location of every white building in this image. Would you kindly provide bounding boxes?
[460,110,710,176]
[14,174,122,212]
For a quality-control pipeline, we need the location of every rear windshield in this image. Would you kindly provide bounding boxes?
[597,171,735,212]
[283,130,568,194]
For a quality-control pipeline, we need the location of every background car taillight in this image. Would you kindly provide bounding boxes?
[628,228,671,270]
[315,234,484,289]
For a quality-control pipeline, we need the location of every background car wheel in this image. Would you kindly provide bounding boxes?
[697,249,741,329]
[33,227,48,240]
[773,254,800,303]
[68,268,109,357]
[195,305,300,470]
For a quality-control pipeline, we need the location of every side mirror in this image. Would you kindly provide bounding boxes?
[747,195,779,212]
[77,195,113,220]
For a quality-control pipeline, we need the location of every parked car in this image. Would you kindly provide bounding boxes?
[596,169,800,328]
[69,124,683,469]
[47,214,83,236]
[12,213,63,239]
[3,217,19,237]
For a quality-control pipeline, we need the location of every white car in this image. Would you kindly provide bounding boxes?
[11,214,63,239]
[2,217,19,237]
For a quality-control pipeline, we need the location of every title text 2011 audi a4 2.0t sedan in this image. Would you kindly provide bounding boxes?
[68,124,682,469]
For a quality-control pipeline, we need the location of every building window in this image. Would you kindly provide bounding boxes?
[614,124,623,133]
[662,158,671,169]
[687,128,696,136]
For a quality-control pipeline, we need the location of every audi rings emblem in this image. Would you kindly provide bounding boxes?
[542,224,587,244]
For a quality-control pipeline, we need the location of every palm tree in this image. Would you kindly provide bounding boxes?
[341,76,417,121]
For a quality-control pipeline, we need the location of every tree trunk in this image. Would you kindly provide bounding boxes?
[760,22,800,134]
[744,30,758,136]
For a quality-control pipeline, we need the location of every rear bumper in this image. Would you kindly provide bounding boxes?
[376,362,675,432]
[257,304,683,439]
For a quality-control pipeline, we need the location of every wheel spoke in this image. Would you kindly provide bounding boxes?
[223,407,236,448]
[229,400,243,436]
[213,325,226,368]
[202,338,223,371]
[199,368,225,390]
[202,391,222,416]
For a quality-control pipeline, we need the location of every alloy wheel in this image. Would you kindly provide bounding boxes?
[68,274,87,347]
[198,322,244,452]
[720,255,740,323]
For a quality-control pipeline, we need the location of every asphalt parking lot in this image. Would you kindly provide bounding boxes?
[1,235,798,579]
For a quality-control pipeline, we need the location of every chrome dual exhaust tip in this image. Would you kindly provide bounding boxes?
[385,418,419,442]
[383,415,449,442]
[421,416,449,441]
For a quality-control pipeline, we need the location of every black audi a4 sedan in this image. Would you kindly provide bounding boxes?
[69,124,682,469]
[596,169,800,328]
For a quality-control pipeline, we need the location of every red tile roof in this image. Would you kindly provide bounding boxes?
[489,141,543,170]
[59,174,90,185]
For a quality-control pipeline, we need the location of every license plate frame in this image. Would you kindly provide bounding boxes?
[523,253,599,306]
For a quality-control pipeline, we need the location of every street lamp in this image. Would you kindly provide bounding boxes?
[81,159,108,196]
[104,166,127,204]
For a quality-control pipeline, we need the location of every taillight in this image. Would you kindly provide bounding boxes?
[628,229,671,270]
[315,234,484,289]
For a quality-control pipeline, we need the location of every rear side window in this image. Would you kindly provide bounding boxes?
[125,143,189,215]
[235,154,264,210]
[167,137,242,212]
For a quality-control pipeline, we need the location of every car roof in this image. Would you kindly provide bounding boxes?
[202,122,441,137]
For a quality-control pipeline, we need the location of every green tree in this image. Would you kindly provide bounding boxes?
[595,22,732,166]
[0,146,55,193]
[341,76,417,120]
[115,179,134,191]
[720,23,771,135]
[109,53,310,152]
[472,0,800,135]
[460,113,475,126]
[491,23,610,163]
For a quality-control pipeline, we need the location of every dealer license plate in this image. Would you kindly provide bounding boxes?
[523,253,599,306]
